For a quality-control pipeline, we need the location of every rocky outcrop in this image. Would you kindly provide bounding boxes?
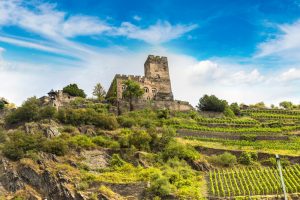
[80,149,110,170]
[0,158,24,192]
[24,120,61,138]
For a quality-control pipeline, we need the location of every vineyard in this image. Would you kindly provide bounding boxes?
[208,165,300,198]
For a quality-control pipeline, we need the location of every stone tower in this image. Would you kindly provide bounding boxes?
[144,55,173,100]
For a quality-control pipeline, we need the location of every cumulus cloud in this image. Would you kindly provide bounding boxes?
[279,68,300,81]
[1,46,300,106]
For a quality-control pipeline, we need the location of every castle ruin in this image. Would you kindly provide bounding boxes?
[106,55,193,112]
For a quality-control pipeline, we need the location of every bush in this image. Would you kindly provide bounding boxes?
[0,101,4,110]
[56,108,118,130]
[109,154,126,168]
[68,135,95,150]
[5,97,57,125]
[238,152,252,165]
[209,152,237,167]
[5,97,40,125]
[63,83,86,98]
[162,140,200,161]
[92,136,120,149]
[3,131,45,160]
[39,106,56,119]
[157,109,170,119]
[118,129,152,151]
[223,107,235,118]
[197,95,228,112]
[43,138,69,156]
[117,116,137,128]
[230,103,241,116]
[149,173,174,196]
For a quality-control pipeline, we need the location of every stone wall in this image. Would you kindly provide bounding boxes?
[117,99,194,113]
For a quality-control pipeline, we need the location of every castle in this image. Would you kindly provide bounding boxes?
[106,55,193,112]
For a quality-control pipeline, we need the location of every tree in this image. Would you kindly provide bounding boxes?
[0,101,4,110]
[92,83,106,101]
[250,102,266,109]
[196,95,228,112]
[63,84,86,98]
[279,101,293,110]
[5,97,40,125]
[122,80,144,111]
[230,102,241,116]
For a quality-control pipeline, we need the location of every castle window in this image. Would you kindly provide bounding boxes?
[156,74,160,79]
[147,96,151,100]
[152,88,157,94]
[122,84,126,91]
[144,87,149,93]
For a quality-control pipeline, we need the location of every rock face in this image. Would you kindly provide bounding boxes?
[24,120,61,138]
[80,149,109,171]
[0,157,81,200]
[0,151,147,200]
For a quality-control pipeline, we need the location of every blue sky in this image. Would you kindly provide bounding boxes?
[1,0,300,106]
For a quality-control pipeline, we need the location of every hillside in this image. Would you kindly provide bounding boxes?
[0,96,300,200]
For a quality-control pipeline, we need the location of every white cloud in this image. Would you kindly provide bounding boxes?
[279,68,300,81]
[0,0,197,49]
[257,20,300,58]
[62,16,112,38]
[0,35,68,55]
[187,60,264,85]
[133,15,142,21]
[0,0,110,39]
[114,21,197,44]
[1,46,300,106]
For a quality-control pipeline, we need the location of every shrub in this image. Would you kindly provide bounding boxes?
[240,134,257,142]
[63,83,86,98]
[230,102,241,116]
[118,129,153,151]
[0,130,7,143]
[262,157,290,167]
[162,140,200,161]
[56,108,118,130]
[223,107,235,118]
[157,109,170,119]
[149,173,173,196]
[238,152,252,165]
[0,101,4,110]
[43,138,69,156]
[197,95,228,112]
[209,152,237,167]
[3,131,45,160]
[129,130,152,151]
[68,135,95,150]
[39,105,56,119]
[5,97,57,125]
[117,116,137,128]
[92,136,120,149]
[5,97,40,125]
[109,154,126,168]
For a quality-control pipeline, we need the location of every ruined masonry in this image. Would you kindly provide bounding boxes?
[106,55,193,111]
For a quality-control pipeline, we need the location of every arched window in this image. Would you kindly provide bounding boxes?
[144,87,149,93]
[147,96,151,100]
[122,84,126,91]
[152,88,157,94]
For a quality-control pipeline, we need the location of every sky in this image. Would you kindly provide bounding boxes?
[1,0,300,106]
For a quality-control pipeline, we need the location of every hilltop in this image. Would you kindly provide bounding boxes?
[1,85,300,199]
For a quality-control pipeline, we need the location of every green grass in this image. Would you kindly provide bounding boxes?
[178,137,300,156]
